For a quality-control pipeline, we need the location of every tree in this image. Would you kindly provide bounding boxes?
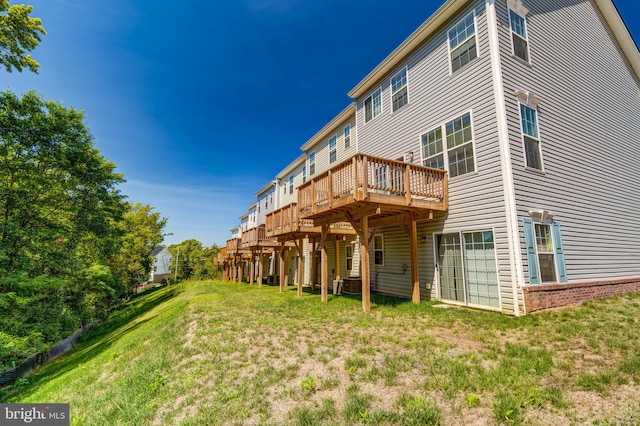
[109,202,168,293]
[0,90,125,278]
[0,0,46,73]
[168,239,218,281]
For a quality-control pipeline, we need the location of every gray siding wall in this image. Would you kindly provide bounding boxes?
[305,115,356,179]
[355,0,516,313]
[279,162,306,207]
[497,0,640,282]
[256,187,275,226]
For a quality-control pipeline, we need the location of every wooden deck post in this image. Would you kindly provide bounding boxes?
[249,251,255,285]
[236,258,242,283]
[335,237,341,282]
[298,237,304,297]
[361,215,371,312]
[410,215,420,304]
[321,225,329,302]
[258,247,263,287]
[279,246,286,293]
[311,238,317,291]
[321,243,328,302]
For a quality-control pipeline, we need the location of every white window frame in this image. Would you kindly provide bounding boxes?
[345,244,353,271]
[534,223,557,283]
[289,175,294,194]
[420,110,477,178]
[302,165,306,183]
[344,124,351,149]
[508,4,531,63]
[308,151,316,176]
[373,234,384,266]
[517,95,544,171]
[390,67,408,112]
[447,10,479,74]
[364,88,382,123]
[329,135,337,163]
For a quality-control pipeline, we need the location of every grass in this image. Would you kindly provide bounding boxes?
[1,280,640,425]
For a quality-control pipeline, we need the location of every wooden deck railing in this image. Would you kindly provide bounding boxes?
[240,226,277,248]
[298,154,447,217]
[266,202,353,237]
[225,238,241,254]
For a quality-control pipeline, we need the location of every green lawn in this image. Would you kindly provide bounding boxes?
[2,280,640,425]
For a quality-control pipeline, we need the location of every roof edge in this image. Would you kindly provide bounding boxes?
[348,0,467,99]
[300,103,355,151]
[254,180,276,197]
[594,0,640,80]
[276,154,306,179]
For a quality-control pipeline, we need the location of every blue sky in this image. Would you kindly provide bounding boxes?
[3,0,638,247]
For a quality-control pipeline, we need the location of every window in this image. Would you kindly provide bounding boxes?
[302,165,306,183]
[289,175,294,194]
[520,104,542,170]
[345,245,353,271]
[421,127,444,170]
[535,224,556,282]
[309,151,315,175]
[373,235,384,265]
[329,135,337,163]
[344,124,351,149]
[522,218,567,284]
[448,12,477,73]
[421,112,475,178]
[391,68,408,112]
[509,8,529,62]
[364,88,382,122]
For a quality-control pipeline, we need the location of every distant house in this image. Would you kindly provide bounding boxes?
[150,247,172,283]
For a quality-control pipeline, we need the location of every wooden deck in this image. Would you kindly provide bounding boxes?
[265,202,354,240]
[240,225,280,249]
[297,154,447,226]
[225,238,250,257]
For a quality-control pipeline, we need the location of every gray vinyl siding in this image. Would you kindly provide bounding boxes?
[256,187,275,226]
[497,0,640,283]
[279,162,305,207]
[305,115,356,178]
[354,0,516,313]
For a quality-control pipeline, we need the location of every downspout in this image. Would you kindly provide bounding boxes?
[486,0,522,315]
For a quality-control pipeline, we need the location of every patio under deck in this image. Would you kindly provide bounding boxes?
[265,202,356,296]
[297,154,448,311]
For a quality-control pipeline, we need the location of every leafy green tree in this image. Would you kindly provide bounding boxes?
[110,203,168,293]
[0,0,46,73]
[0,90,125,277]
[169,239,218,281]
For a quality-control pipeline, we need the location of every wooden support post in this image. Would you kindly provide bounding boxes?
[236,259,241,283]
[409,215,420,304]
[352,156,358,201]
[335,237,341,281]
[321,243,328,302]
[311,238,317,291]
[258,247,263,287]
[251,252,257,285]
[297,238,304,297]
[361,215,371,312]
[279,246,286,293]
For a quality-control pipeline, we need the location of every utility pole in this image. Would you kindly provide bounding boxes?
[174,246,180,282]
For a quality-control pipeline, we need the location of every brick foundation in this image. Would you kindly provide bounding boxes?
[522,277,640,313]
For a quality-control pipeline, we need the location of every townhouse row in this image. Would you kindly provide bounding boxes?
[217,0,640,315]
